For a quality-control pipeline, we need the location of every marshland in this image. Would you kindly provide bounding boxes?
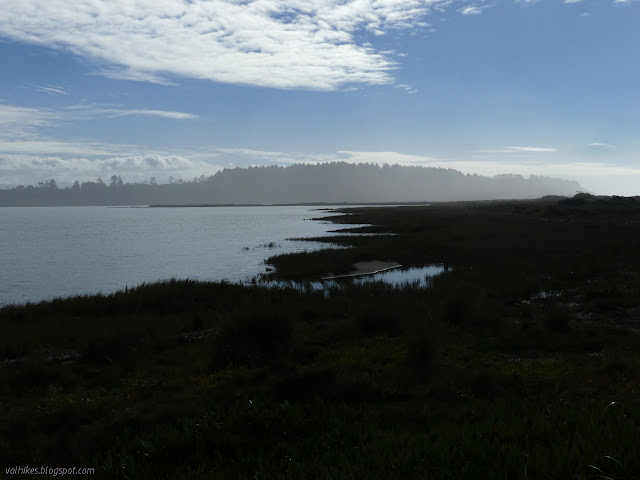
[2,193,640,479]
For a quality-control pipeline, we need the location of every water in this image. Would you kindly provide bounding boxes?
[267,265,446,294]
[0,206,367,306]
[354,265,445,288]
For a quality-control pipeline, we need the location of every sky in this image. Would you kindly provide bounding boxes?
[0,0,638,195]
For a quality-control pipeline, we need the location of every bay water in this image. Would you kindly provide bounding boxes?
[0,206,358,306]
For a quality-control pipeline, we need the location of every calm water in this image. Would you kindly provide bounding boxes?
[0,206,363,306]
[354,265,445,288]
[271,265,446,294]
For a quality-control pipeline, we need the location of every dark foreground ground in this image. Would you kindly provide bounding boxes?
[2,193,640,479]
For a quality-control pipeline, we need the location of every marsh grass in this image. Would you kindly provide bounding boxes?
[211,311,293,369]
[542,303,572,333]
[3,195,640,477]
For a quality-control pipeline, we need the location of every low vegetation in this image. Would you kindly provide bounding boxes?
[2,193,640,478]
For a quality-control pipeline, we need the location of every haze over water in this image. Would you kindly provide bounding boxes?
[0,206,358,306]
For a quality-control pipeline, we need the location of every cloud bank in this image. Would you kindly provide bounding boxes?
[212,147,640,181]
[2,145,640,196]
[0,0,462,90]
[0,153,222,185]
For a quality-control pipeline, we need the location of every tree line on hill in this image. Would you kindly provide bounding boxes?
[0,163,584,206]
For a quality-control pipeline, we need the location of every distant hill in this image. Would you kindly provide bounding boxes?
[0,163,584,206]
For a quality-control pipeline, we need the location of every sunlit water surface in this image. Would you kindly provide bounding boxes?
[0,206,371,306]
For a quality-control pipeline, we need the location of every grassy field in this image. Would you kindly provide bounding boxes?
[2,193,640,479]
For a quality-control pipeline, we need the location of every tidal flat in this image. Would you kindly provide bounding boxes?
[2,194,640,479]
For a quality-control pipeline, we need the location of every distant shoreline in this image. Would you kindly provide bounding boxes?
[147,202,433,208]
[0,201,433,208]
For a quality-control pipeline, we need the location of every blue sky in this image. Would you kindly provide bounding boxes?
[0,0,638,194]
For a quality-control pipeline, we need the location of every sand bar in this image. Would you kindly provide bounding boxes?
[322,260,402,280]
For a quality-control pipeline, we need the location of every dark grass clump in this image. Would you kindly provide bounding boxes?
[439,291,506,332]
[542,303,572,333]
[355,304,403,337]
[274,367,337,401]
[406,332,435,381]
[211,311,293,369]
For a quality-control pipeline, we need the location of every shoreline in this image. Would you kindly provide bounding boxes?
[321,260,402,280]
[148,202,431,208]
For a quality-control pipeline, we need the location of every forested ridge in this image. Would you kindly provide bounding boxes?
[0,162,584,206]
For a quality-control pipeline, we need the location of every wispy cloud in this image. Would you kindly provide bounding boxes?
[507,146,558,152]
[0,0,469,91]
[36,85,70,95]
[459,5,490,15]
[588,142,615,148]
[0,102,197,140]
[479,146,558,153]
[74,107,198,120]
[396,84,418,94]
[0,104,57,138]
[0,140,139,157]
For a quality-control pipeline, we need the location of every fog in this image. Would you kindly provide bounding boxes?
[0,163,585,206]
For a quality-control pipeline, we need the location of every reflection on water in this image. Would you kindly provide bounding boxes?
[354,265,445,288]
[261,265,447,293]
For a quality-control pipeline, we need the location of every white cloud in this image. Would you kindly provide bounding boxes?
[82,108,198,120]
[0,102,197,140]
[335,150,443,166]
[0,153,222,185]
[36,85,70,95]
[0,104,57,138]
[216,148,291,159]
[207,147,640,185]
[0,140,138,157]
[588,142,615,148]
[207,147,445,167]
[3,145,640,195]
[507,146,557,152]
[396,83,418,94]
[563,0,582,4]
[479,146,558,153]
[459,5,489,15]
[0,0,459,91]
